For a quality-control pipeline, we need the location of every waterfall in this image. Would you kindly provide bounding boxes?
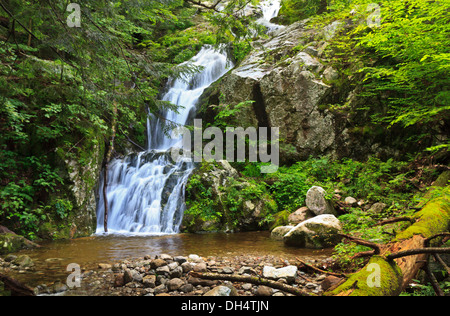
[96,45,233,235]
[257,0,284,33]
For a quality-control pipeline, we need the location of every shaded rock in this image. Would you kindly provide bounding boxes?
[369,202,387,214]
[114,273,125,287]
[305,186,336,216]
[167,278,185,291]
[255,285,273,296]
[142,275,156,288]
[124,269,142,284]
[169,266,183,278]
[180,283,194,293]
[52,281,68,293]
[13,255,34,268]
[283,214,342,249]
[181,262,193,273]
[0,233,39,255]
[321,275,344,292]
[150,258,167,269]
[188,276,218,287]
[156,265,170,274]
[153,284,167,295]
[238,266,257,275]
[173,256,187,264]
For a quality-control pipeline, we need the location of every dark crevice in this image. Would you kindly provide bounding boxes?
[252,83,270,128]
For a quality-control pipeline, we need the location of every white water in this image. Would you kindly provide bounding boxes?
[95,0,284,235]
[96,46,232,235]
[257,0,284,33]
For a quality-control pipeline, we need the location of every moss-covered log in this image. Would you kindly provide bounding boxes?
[326,182,450,296]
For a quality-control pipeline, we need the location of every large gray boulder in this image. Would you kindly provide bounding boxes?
[305,186,337,216]
[198,21,343,164]
[283,214,343,249]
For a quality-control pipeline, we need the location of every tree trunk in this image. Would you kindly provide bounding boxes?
[102,103,118,233]
[326,174,450,296]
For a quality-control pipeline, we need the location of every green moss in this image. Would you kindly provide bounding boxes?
[325,256,403,296]
[269,210,291,230]
[395,189,450,241]
[0,233,38,255]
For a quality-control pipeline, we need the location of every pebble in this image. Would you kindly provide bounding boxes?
[3,253,327,296]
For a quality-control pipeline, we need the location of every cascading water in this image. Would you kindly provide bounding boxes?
[96,46,232,235]
[257,0,284,33]
[96,0,283,235]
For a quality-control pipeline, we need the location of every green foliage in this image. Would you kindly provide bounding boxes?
[278,0,328,24]
[0,0,215,238]
[184,161,278,232]
[210,100,255,129]
[232,40,253,64]
[320,0,450,153]
[265,156,415,215]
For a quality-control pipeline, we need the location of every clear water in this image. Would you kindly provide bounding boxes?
[10,231,332,287]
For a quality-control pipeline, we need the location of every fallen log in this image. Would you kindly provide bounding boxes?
[0,273,35,296]
[189,271,311,296]
[326,174,450,296]
[102,102,118,233]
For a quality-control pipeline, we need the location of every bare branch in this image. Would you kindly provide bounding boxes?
[338,234,381,260]
[189,271,311,296]
[376,217,415,226]
[386,247,450,261]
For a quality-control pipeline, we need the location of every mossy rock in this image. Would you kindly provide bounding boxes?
[0,233,39,255]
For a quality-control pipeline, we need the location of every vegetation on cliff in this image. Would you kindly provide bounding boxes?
[0,0,448,296]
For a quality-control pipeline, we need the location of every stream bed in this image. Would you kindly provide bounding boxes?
[4,231,333,290]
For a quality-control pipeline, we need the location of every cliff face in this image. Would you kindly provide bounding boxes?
[198,19,402,164]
